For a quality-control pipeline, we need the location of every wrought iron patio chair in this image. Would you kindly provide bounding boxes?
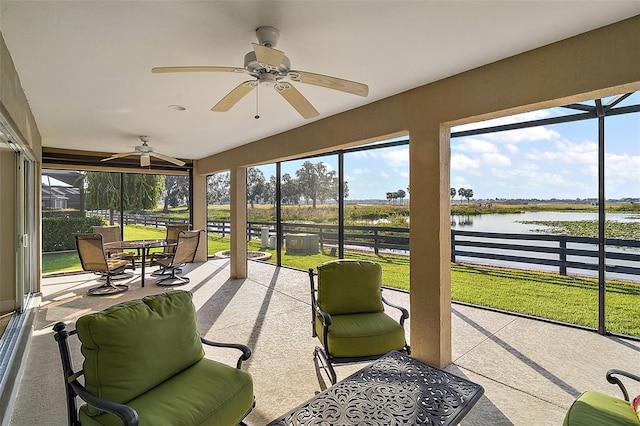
[53,290,255,426]
[155,229,203,286]
[309,259,411,385]
[75,233,129,295]
[564,369,640,425]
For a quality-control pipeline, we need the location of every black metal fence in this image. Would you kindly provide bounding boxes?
[89,211,640,280]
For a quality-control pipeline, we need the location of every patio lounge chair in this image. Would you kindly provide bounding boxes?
[564,369,640,425]
[155,229,203,286]
[75,233,129,295]
[309,259,411,384]
[52,290,255,426]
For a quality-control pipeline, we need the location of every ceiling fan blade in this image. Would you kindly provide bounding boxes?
[101,152,139,162]
[140,154,151,167]
[152,66,243,74]
[287,70,369,97]
[252,43,285,70]
[275,82,319,119]
[150,152,186,167]
[211,80,257,112]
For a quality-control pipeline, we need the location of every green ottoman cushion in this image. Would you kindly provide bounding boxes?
[564,391,640,426]
[317,260,384,315]
[79,357,254,426]
[76,291,204,416]
[317,312,406,357]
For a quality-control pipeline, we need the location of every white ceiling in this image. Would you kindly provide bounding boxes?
[2,1,639,162]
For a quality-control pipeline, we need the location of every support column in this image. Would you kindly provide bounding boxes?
[191,162,208,262]
[409,125,452,368]
[230,166,247,278]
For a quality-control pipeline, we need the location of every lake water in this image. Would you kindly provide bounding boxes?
[450,211,640,233]
[449,211,640,282]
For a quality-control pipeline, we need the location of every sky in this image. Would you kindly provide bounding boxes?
[256,92,640,201]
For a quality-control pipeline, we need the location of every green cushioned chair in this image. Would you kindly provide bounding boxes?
[309,259,410,385]
[564,369,640,426]
[53,290,255,426]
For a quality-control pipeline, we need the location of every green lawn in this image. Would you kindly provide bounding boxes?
[42,225,640,337]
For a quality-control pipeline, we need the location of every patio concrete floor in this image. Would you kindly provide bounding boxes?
[9,258,640,425]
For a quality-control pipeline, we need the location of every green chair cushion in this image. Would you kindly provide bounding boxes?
[79,357,254,426]
[76,291,204,416]
[564,391,640,426]
[317,260,384,315]
[317,312,406,358]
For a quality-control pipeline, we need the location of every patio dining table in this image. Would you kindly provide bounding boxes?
[103,239,175,287]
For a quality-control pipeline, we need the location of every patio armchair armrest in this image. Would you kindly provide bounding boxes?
[606,369,640,401]
[382,295,409,326]
[200,337,252,369]
[69,378,139,425]
[315,305,332,328]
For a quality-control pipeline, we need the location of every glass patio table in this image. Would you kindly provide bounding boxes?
[103,239,175,287]
[267,350,484,426]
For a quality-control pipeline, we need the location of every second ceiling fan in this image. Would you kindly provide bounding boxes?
[152,26,369,119]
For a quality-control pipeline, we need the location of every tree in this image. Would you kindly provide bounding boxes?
[207,172,230,204]
[451,187,457,201]
[396,189,406,204]
[465,188,474,203]
[386,192,393,204]
[281,173,299,205]
[162,175,189,213]
[85,172,162,224]
[458,187,466,203]
[295,161,334,208]
[246,167,266,208]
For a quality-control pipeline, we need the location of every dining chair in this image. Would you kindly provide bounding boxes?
[75,233,129,295]
[151,223,190,276]
[92,224,137,270]
[155,230,203,286]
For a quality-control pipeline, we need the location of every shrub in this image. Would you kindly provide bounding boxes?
[42,216,106,252]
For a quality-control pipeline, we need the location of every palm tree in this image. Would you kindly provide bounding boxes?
[450,187,457,202]
[458,187,466,204]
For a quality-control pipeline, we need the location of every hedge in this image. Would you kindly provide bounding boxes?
[42,216,106,252]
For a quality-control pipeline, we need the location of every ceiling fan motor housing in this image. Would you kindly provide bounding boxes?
[255,26,280,47]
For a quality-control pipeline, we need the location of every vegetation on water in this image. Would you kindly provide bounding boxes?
[520,220,640,240]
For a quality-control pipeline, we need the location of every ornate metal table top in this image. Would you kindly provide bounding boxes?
[267,350,484,426]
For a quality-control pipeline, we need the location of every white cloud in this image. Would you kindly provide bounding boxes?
[353,168,369,175]
[485,126,561,143]
[380,148,408,167]
[379,171,390,178]
[452,138,499,153]
[480,153,511,167]
[451,153,479,170]
[505,144,519,154]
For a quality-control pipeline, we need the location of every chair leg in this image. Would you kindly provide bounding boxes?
[155,266,190,286]
[313,346,337,385]
[88,274,128,296]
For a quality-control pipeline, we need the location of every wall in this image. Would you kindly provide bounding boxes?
[194,16,640,366]
[0,31,42,312]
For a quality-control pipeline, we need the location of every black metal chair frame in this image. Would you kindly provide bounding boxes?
[606,369,640,402]
[309,268,411,385]
[53,321,255,426]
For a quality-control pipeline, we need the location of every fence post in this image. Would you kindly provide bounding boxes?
[559,236,567,276]
[319,228,324,251]
[374,229,379,255]
[451,229,456,262]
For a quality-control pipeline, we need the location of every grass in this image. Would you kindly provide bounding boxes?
[42,225,640,337]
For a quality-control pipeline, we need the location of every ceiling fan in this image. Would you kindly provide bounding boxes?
[101,136,186,167]
[152,26,369,119]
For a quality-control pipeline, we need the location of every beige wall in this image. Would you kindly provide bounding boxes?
[195,16,640,366]
[0,31,43,312]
